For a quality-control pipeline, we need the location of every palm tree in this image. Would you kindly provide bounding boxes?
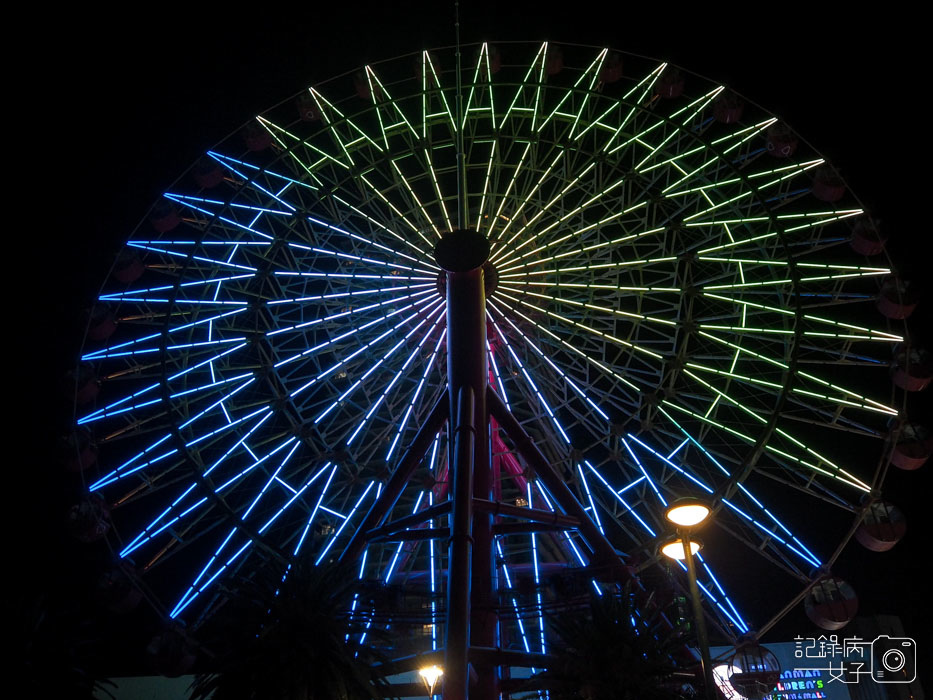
[525,587,691,700]
[189,560,392,700]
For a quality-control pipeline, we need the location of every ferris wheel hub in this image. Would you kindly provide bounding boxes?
[433,229,490,272]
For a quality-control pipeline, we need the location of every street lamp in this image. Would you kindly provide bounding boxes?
[662,499,715,700]
[665,498,712,528]
[419,664,444,696]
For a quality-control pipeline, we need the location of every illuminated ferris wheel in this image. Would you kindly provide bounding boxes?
[69,41,924,684]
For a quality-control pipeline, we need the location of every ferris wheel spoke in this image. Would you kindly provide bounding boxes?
[695,323,899,353]
[695,209,864,256]
[494,289,665,366]
[420,50,456,131]
[99,271,255,300]
[301,213,436,268]
[696,327,896,415]
[498,280,681,296]
[283,240,436,276]
[258,113,349,173]
[267,287,434,336]
[80,336,248,363]
[88,379,260,492]
[205,150,319,197]
[664,373,873,494]
[462,42,499,131]
[164,191,294,220]
[497,42,547,130]
[282,305,441,411]
[491,162,621,266]
[674,160,823,224]
[364,65,453,232]
[488,304,610,423]
[573,61,666,146]
[487,299,642,407]
[382,491,428,583]
[624,433,715,496]
[686,208,864,258]
[684,360,896,418]
[271,292,438,375]
[312,303,446,426]
[305,87,383,159]
[295,90,436,246]
[536,47,607,135]
[697,260,890,289]
[489,152,578,259]
[328,194,439,261]
[81,342,249,427]
[81,372,253,427]
[613,446,790,626]
[471,140,498,231]
[485,309,571,445]
[497,221,668,274]
[201,148,302,213]
[700,292,903,342]
[628,86,725,172]
[499,283,679,330]
[581,458,658,540]
[291,464,340,558]
[344,319,445,449]
[656,407,823,567]
[170,456,332,619]
[605,83,722,164]
[650,117,777,189]
[685,553,750,633]
[680,367,855,479]
[81,308,246,361]
[604,434,753,630]
[144,438,305,577]
[316,481,377,566]
[664,158,823,202]
[123,238,260,274]
[383,331,448,463]
[118,419,287,559]
[483,142,532,243]
[361,65,420,144]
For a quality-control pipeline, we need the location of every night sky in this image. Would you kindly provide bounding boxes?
[23,2,931,679]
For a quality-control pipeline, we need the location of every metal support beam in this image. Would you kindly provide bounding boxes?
[437,229,495,700]
[367,501,452,540]
[492,522,572,536]
[370,527,450,543]
[339,390,449,564]
[474,498,579,528]
[445,385,476,700]
[487,387,627,580]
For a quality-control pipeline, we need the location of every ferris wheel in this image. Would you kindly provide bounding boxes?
[70,41,922,676]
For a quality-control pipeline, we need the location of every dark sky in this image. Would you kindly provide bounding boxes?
[24,1,931,678]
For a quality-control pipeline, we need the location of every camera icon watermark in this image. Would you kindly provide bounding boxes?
[793,633,918,685]
[870,635,916,683]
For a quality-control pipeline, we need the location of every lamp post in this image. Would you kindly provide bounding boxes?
[663,499,716,700]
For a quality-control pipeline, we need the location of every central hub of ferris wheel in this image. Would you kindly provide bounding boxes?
[434,229,499,297]
[434,229,490,272]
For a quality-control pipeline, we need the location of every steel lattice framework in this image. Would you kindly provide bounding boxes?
[76,42,907,678]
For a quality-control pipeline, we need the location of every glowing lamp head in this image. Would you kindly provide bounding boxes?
[419,665,444,694]
[665,498,712,528]
[660,537,702,560]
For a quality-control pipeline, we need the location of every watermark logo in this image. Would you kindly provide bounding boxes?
[794,634,917,685]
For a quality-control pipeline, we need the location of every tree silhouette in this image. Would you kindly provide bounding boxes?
[526,587,691,700]
[190,560,392,700]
